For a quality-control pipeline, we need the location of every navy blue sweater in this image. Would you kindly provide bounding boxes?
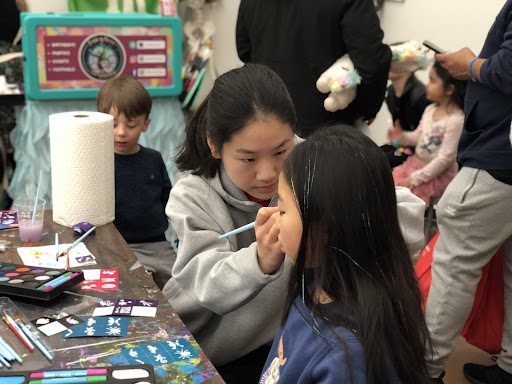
[114,146,171,243]
[458,0,512,170]
[260,299,371,383]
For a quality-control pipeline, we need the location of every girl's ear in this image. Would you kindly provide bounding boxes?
[207,137,221,159]
[446,83,455,96]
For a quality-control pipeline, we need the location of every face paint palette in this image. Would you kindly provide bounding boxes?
[0,262,84,301]
[0,364,156,384]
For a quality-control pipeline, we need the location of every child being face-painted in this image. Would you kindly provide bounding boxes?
[262,126,433,384]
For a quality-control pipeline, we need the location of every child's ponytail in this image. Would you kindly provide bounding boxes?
[175,95,220,178]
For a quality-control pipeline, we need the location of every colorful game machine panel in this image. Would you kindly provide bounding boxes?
[21,12,182,100]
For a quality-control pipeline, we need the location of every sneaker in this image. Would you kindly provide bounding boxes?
[430,371,445,383]
[463,363,512,384]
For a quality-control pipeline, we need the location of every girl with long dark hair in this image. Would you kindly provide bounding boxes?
[260,126,432,383]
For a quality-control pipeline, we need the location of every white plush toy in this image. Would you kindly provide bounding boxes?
[389,40,429,72]
[316,54,361,113]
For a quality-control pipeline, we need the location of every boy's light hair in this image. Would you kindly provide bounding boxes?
[97,77,152,120]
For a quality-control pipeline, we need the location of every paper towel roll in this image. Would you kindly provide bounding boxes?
[50,112,115,227]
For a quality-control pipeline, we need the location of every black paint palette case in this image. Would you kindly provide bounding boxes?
[0,364,156,384]
[0,263,84,301]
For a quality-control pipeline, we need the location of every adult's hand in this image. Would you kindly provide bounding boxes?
[434,48,476,80]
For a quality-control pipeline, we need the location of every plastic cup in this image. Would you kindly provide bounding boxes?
[15,199,46,242]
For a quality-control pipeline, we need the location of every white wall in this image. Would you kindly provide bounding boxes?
[26,0,505,144]
[208,1,242,75]
[206,0,503,144]
[26,0,67,12]
[207,0,504,74]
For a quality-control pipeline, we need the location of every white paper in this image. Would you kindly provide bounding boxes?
[17,242,97,269]
[50,111,115,227]
[83,269,102,280]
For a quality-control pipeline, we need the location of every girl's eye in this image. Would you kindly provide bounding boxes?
[242,158,255,163]
[280,211,285,216]
[128,125,136,129]
[275,150,286,157]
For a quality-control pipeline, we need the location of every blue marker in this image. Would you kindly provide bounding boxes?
[37,271,72,290]
[41,272,79,292]
[0,337,14,361]
[0,351,11,368]
[2,377,25,384]
[218,222,255,239]
[30,368,107,379]
[0,336,22,363]
[27,375,107,383]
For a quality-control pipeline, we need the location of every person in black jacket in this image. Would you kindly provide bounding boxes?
[386,68,429,134]
[382,41,431,167]
[236,0,391,138]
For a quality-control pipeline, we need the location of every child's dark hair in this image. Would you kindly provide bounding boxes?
[176,63,297,178]
[97,77,152,120]
[282,126,432,384]
[433,61,467,110]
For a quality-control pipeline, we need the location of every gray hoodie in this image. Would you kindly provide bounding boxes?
[163,168,425,366]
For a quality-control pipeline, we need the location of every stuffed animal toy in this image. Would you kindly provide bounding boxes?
[389,40,429,73]
[316,54,361,112]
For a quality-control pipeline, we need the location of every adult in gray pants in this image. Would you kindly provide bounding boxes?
[425,2,512,383]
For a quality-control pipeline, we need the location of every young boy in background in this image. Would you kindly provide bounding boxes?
[97,76,175,289]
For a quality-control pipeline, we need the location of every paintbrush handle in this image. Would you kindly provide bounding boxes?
[218,222,255,239]
[58,226,96,258]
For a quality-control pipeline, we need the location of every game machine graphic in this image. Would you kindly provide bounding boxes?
[79,33,127,81]
[10,13,185,212]
[21,12,182,100]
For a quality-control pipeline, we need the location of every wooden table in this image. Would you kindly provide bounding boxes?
[0,212,224,383]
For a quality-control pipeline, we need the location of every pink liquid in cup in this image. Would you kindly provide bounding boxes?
[19,221,43,242]
[15,198,46,243]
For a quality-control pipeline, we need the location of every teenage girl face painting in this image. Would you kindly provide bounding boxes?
[208,117,295,200]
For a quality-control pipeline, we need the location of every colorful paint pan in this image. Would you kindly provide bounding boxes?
[0,263,84,301]
[0,364,155,384]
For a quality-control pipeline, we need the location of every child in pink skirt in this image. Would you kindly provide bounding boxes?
[388,62,466,204]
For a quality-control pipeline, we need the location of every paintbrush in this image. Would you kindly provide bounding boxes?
[218,222,255,239]
[56,226,96,260]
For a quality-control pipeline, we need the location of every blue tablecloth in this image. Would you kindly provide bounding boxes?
[9,97,186,206]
